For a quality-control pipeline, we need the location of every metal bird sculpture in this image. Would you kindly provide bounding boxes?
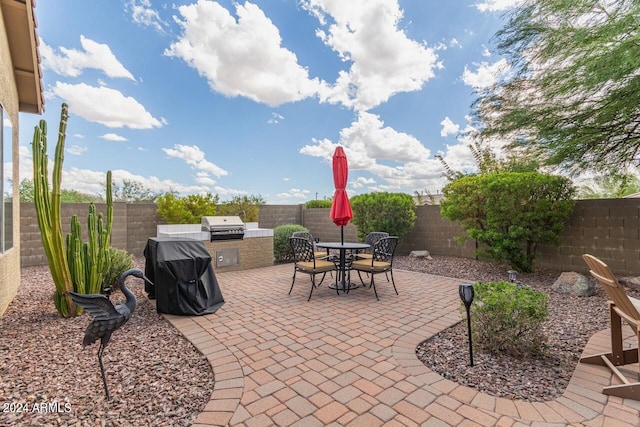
[68,268,153,400]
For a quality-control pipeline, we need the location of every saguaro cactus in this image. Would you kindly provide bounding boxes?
[32,103,76,317]
[32,103,114,317]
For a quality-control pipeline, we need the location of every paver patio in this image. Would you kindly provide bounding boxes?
[163,264,640,426]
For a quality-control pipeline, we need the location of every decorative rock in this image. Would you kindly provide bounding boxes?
[619,276,640,292]
[552,272,595,297]
[409,250,432,259]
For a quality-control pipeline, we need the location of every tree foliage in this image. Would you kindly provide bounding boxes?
[155,192,219,224]
[350,192,416,242]
[577,171,640,199]
[218,195,265,222]
[441,172,575,272]
[306,199,333,209]
[112,179,162,203]
[16,178,101,203]
[473,0,640,173]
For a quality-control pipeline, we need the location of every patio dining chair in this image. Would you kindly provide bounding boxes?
[580,254,640,400]
[350,236,398,301]
[355,231,389,260]
[292,231,330,261]
[289,236,337,301]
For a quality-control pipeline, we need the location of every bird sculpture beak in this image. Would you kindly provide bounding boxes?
[142,274,154,286]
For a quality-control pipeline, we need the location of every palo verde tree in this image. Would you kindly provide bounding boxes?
[441,171,575,272]
[473,0,640,174]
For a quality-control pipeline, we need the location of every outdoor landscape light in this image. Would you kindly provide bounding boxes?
[507,270,519,283]
[459,283,475,367]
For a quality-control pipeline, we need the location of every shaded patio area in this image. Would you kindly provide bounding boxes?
[164,264,640,426]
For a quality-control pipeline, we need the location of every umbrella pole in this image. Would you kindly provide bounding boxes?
[341,226,344,244]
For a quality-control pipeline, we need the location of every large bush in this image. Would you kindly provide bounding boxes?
[469,281,549,356]
[350,192,416,241]
[306,199,332,209]
[441,172,575,272]
[273,224,308,262]
[218,195,264,222]
[156,192,219,224]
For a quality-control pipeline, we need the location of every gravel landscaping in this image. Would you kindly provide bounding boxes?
[395,254,640,402]
[0,257,214,426]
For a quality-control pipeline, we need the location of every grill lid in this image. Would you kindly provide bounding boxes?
[201,216,245,231]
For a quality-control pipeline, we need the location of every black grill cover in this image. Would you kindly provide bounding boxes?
[144,237,224,315]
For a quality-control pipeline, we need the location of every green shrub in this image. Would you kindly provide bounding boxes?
[273,224,308,262]
[441,172,575,272]
[350,192,416,241]
[469,281,549,356]
[306,199,332,208]
[102,247,134,291]
[156,192,219,224]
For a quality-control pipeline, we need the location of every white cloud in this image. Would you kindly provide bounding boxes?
[166,0,324,107]
[440,117,460,137]
[352,176,375,188]
[301,112,444,192]
[162,144,228,177]
[101,133,128,142]
[268,112,284,124]
[40,36,135,80]
[475,0,524,12]
[461,58,511,90]
[48,82,165,129]
[66,145,87,156]
[127,0,166,32]
[17,144,235,196]
[302,0,441,111]
[277,188,311,199]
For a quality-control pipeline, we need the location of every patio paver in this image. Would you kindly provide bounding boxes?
[163,264,640,426]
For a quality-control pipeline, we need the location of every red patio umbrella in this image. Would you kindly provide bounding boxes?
[330,146,353,244]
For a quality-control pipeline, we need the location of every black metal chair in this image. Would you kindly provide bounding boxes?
[289,237,338,300]
[355,231,389,260]
[292,231,330,260]
[350,236,398,300]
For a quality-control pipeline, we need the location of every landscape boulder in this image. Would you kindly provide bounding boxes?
[409,250,432,259]
[619,276,640,292]
[552,272,595,297]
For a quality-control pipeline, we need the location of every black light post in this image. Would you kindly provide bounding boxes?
[459,283,475,367]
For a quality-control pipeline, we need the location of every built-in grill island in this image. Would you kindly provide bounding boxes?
[156,218,273,272]
[201,216,245,241]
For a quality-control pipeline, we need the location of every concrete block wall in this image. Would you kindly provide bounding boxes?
[536,199,640,274]
[258,204,303,229]
[124,203,162,256]
[300,207,358,243]
[20,202,157,267]
[397,205,476,258]
[18,198,640,276]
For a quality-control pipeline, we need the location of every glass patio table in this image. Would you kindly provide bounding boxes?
[315,242,369,293]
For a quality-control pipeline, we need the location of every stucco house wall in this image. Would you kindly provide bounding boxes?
[0,0,43,316]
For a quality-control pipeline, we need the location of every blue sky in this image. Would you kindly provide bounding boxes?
[15,0,521,203]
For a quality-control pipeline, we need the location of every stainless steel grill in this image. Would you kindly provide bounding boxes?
[201,216,245,241]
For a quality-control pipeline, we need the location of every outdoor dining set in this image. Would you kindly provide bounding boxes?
[286,145,399,301]
[288,231,399,301]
